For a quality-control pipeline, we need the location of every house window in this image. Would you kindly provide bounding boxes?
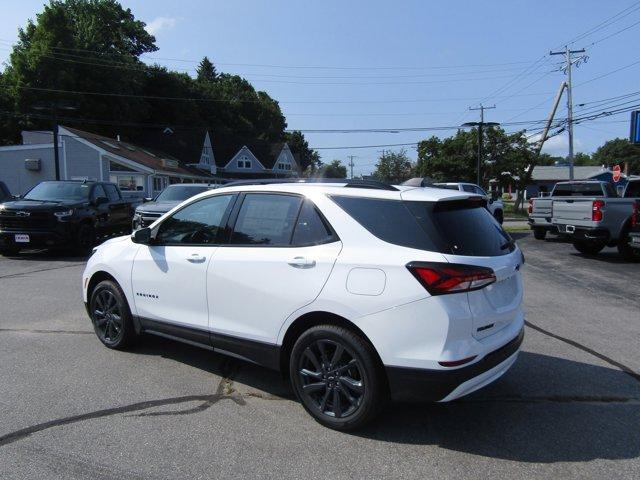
[110,174,145,192]
[237,156,252,169]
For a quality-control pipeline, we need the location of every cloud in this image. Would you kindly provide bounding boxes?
[146,17,178,35]
[528,133,584,157]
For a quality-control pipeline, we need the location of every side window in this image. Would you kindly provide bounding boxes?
[155,195,234,245]
[104,184,121,202]
[292,200,337,246]
[462,184,476,193]
[231,194,302,246]
[474,186,487,196]
[92,184,107,201]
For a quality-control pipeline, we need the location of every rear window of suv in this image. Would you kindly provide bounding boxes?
[331,196,514,256]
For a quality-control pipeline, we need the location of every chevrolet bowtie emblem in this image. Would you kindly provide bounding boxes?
[16,211,31,217]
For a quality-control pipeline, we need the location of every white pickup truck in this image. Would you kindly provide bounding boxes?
[551,179,640,259]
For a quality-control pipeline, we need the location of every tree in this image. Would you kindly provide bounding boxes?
[592,138,640,174]
[319,159,347,179]
[196,56,217,83]
[284,130,321,173]
[572,152,598,166]
[372,149,413,183]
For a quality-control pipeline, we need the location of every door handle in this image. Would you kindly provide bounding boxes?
[187,254,206,263]
[287,256,316,269]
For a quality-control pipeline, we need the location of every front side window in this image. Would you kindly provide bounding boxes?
[155,194,235,245]
[462,184,476,193]
[92,184,107,201]
[231,194,302,246]
[104,184,121,202]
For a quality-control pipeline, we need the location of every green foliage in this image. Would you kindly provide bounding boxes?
[592,138,640,174]
[572,152,598,166]
[373,149,413,183]
[196,56,217,83]
[319,159,347,179]
[0,0,291,151]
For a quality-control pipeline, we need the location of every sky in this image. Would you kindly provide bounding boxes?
[1,0,639,176]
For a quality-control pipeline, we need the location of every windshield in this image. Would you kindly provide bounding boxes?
[24,182,91,201]
[155,185,210,202]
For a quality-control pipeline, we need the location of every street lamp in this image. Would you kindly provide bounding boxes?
[32,103,77,181]
[461,120,499,186]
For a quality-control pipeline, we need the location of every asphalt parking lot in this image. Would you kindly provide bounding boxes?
[1,232,639,479]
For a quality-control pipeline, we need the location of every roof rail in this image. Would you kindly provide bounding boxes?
[222,178,398,191]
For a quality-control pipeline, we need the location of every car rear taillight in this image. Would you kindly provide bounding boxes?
[632,202,639,228]
[592,200,605,222]
[528,199,534,215]
[406,262,496,295]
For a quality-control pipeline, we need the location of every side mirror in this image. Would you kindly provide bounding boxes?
[131,227,152,245]
[94,196,109,206]
[143,197,153,203]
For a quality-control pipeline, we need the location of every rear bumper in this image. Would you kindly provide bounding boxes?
[554,224,609,242]
[0,228,73,249]
[385,327,524,402]
[528,217,555,231]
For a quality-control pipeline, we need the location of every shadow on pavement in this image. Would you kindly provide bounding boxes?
[132,336,639,463]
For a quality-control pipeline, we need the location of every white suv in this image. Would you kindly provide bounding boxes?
[82,180,524,430]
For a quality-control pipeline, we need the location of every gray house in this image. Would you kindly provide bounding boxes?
[0,126,219,198]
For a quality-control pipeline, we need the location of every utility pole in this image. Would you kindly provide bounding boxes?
[347,155,356,179]
[550,46,587,180]
[464,104,497,186]
[32,103,77,181]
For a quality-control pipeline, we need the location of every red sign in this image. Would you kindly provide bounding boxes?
[613,164,621,182]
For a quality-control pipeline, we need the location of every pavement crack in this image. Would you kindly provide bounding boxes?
[525,320,640,383]
[0,263,85,280]
[0,328,92,335]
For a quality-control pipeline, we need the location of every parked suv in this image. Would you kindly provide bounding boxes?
[132,183,218,230]
[82,180,525,430]
[433,182,504,223]
[0,180,134,256]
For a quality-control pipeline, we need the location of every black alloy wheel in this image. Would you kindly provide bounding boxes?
[298,339,365,419]
[89,280,136,349]
[290,325,386,431]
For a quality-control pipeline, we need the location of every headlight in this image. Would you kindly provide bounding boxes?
[54,209,74,218]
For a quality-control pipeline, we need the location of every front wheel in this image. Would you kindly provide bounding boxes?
[74,223,96,255]
[533,228,546,240]
[89,280,138,349]
[573,241,606,256]
[289,325,386,431]
[617,231,640,262]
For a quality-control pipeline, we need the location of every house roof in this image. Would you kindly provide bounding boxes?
[214,138,286,169]
[61,126,215,178]
[133,127,210,165]
[531,165,611,181]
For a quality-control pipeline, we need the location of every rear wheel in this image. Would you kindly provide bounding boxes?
[89,280,137,349]
[0,247,20,256]
[573,241,606,255]
[533,228,546,240]
[289,325,386,431]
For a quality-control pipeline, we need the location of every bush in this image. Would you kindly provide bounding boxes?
[501,193,513,200]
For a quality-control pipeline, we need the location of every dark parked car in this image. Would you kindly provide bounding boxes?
[628,200,640,257]
[0,180,134,256]
[132,183,218,230]
[0,181,12,203]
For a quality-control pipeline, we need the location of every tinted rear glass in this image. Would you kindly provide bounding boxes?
[553,183,605,196]
[332,196,514,256]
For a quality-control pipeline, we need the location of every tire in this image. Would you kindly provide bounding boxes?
[573,241,606,255]
[289,325,386,431]
[494,210,504,225]
[533,228,546,240]
[74,223,96,254]
[0,247,20,256]
[89,280,138,350]
[617,230,640,262]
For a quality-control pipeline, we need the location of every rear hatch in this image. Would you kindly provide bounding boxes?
[400,193,524,340]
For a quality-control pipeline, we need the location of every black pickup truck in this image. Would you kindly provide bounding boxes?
[0,180,134,256]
